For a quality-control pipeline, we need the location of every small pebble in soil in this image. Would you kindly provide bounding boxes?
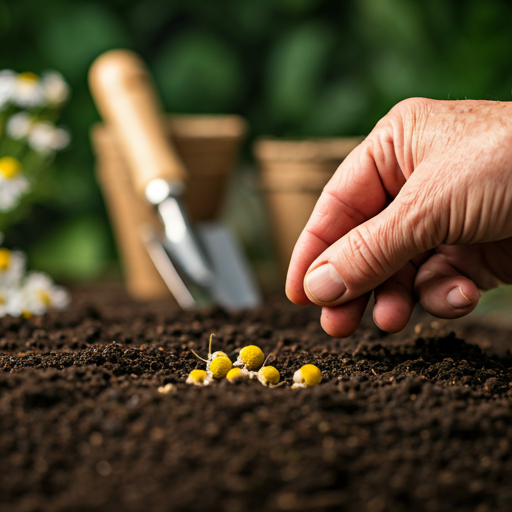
[157,383,176,394]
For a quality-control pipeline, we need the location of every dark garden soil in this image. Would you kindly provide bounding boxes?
[1,284,512,512]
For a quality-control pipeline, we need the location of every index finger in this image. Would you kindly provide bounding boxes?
[285,130,406,305]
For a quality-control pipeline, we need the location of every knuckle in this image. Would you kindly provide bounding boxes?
[391,97,434,117]
[340,226,390,282]
[400,185,446,248]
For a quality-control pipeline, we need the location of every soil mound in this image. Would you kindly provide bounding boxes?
[1,286,511,512]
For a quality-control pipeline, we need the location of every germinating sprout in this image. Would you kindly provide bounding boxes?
[186,370,208,386]
[292,364,322,388]
[226,368,246,383]
[190,333,233,384]
[209,356,232,378]
[234,345,265,372]
[188,337,321,389]
[257,366,280,387]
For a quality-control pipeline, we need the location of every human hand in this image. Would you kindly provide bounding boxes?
[286,98,512,337]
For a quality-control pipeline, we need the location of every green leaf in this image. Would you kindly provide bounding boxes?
[307,79,371,136]
[37,3,129,80]
[265,22,335,125]
[29,214,110,281]
[153,31,243,112]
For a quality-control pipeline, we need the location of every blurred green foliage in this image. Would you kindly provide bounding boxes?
[1,0,512,281]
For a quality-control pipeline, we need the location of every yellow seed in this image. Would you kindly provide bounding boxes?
[240,345,265,371]
[186,369,207,385]
[0,248,11,270]
[294,364,322,387]
[0,157,21,179]
[226,368,244,383]
[210,356,232,379]
[257,366,280,386]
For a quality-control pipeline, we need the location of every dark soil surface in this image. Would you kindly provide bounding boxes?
[1,285,512,512]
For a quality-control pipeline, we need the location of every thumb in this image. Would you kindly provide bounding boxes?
[303,184,438,306]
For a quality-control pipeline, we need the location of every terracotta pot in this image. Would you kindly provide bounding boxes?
[92,114,247,301]
[254,137,364,279]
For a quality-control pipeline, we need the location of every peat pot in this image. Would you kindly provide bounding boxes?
[254,137,364,279]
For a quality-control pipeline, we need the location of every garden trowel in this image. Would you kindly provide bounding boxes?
[89,50,261,310]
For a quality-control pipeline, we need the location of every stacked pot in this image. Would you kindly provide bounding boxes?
[254,137,363,279]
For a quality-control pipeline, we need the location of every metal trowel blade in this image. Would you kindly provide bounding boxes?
[196,221,262,311]
[141,223,261,311]
[140,225,198,310]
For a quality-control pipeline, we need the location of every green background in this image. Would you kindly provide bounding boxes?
[1,0,512,291]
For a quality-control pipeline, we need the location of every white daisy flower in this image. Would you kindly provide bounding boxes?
[14,72,44,108]
[0,70,16,111]
[0,157,30,212]
[41,71,69,106]
[27,121,70,154]
[21,271,70,316]
[6,112,33,140]
[0,285,23,317]
[0,248,26,288]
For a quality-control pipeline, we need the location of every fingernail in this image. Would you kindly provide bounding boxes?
[305,263,346,303]
[446,287,474,308]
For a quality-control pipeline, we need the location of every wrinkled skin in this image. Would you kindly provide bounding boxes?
[286,98,512,337]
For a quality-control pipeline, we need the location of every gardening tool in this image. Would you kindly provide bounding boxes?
[89,50,261,310]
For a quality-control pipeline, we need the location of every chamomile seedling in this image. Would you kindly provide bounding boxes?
[292,364,322,388]
[186,369,208,386]
[257,365,280,387]
[190,333,232,382]
[210,356,232,378]
[234,345,265,372]
[226,367,246,383]
[254,353,281,387]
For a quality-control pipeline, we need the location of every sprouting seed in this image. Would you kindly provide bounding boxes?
[292,364,322,388]
[226,367,245,383]
[190,333,233,382]
[234,345,265,371]
[257,366,280,387]
[210,356,232,379]
[191,333,216,365]
[186,369,208,386]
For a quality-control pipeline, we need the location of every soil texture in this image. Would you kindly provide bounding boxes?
[1,285,512,512]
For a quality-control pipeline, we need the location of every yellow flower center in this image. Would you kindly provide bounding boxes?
[18,72,39,83]
[0,157,22,179]
[22,310,32,319]
[38,291,52,307]
[0,294,4,305]
[0,248,11,270]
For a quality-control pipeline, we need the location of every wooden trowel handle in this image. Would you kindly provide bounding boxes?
[89,49,187,197]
